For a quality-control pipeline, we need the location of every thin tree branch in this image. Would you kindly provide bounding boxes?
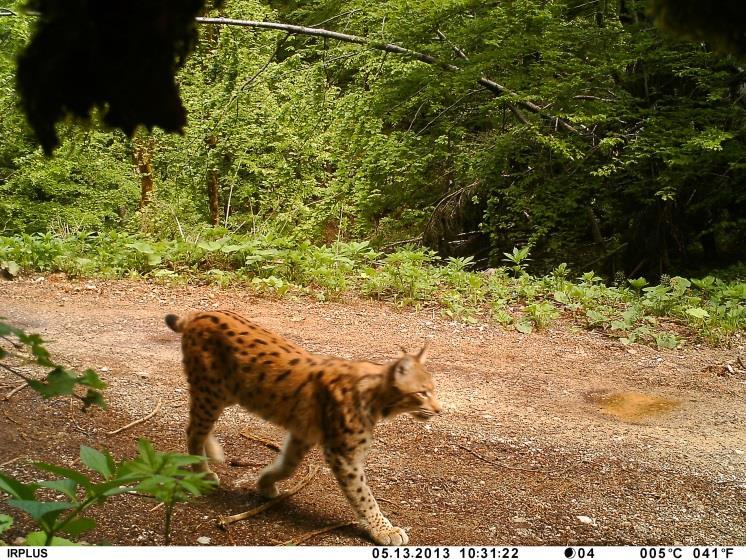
[279,521,357,546]
[239,430,281,451]
[213,34,290,131]
[574,95,616,102]
[196,17,579,134]
[3,382,28,401]
[106,398,163,435]
[406,101,427,133]
[8,10,579,134]
[416,89,481,134]
[310,9,362,29]
[217,465,319,528]
[0,363,32,384]
[436,29,469,61]
[435,30,530,127]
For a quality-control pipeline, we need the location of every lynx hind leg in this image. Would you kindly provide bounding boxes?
[324,447,409,546]
[257,434,311,498]
[187,398,224,484]
[205,433,225,463]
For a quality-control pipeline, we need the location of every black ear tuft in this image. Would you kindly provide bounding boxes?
[165,314,181,332]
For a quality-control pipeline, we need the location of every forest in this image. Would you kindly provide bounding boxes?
[2,0,745,274]
[0,0,745,548]
[1,0,744,344]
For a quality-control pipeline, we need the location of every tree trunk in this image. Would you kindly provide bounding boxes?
[134,136,155,210]
[205,134,220,226]
[207,168,220,226]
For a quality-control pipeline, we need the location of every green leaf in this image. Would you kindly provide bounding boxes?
[1,261,20,277]
[685,307,709,320]
[0,473,39,500]
[0,513,13,534]
[627,277,648,291]
[126,241,155,254]
[77,369,107,390]
[136,439,157,466]
[18,332,53,367]
[220,244,246,254]
[514,318,533,334]
[59,516,96,537]
[98,484,137,498]
[7,500,73,522]
[81,389,107,411]
[654,332,680,350]
[196,241,222,252]
[38,479,78,500]
[34,463,92,490]
[585,309,608,326]
[0,322,15,337]
[80,446,114,479]
[554,291,571,305]
[24,531,77,546]
[27,367,77,398]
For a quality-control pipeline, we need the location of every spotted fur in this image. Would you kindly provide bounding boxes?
[165,309,441,545]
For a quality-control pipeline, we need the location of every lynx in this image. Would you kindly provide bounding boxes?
[165,309,441,546]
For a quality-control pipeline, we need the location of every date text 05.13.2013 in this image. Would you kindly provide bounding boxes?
[372,548,520,559]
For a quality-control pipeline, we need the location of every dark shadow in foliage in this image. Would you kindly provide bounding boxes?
[16,0,222,155]
[649,0,746,58]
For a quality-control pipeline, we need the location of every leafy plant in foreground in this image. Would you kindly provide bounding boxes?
[0,321,215,545]
[0,321,106,411]
[0,441,215,545]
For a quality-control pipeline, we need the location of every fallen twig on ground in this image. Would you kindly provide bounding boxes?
[228,458,265,468]
[217,465,320,528]
[106,398,163,435]
[376,496,397,506]
[3,382,28,400]
[0,455,22,468]
[455,442,547,473]
[279,521,356,546]
[240,430,281,451]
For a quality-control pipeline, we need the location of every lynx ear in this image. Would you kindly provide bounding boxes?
[416,343,429,364]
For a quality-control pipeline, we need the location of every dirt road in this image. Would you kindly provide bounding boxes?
[1,277,744,545]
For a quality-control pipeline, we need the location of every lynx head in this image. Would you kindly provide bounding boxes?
[383,345,442,421]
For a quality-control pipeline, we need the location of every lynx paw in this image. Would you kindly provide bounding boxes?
[202,470,220,485]
[256,477,279,498]
[370,526,409,546]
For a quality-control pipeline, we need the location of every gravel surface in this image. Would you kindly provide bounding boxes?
[0,276,744,546]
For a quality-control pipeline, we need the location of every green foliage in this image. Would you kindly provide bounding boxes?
[0,320,106,411]
[0,1,744,347]
[503,246,533,277]
[0,442,215,545]
[3,0,745,278]
[0,318,214,545]
[2,230,742,346]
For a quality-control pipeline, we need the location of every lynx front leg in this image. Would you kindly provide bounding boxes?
[257,433,311,498]
[324,447,409,546]
[187,398,224,484]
